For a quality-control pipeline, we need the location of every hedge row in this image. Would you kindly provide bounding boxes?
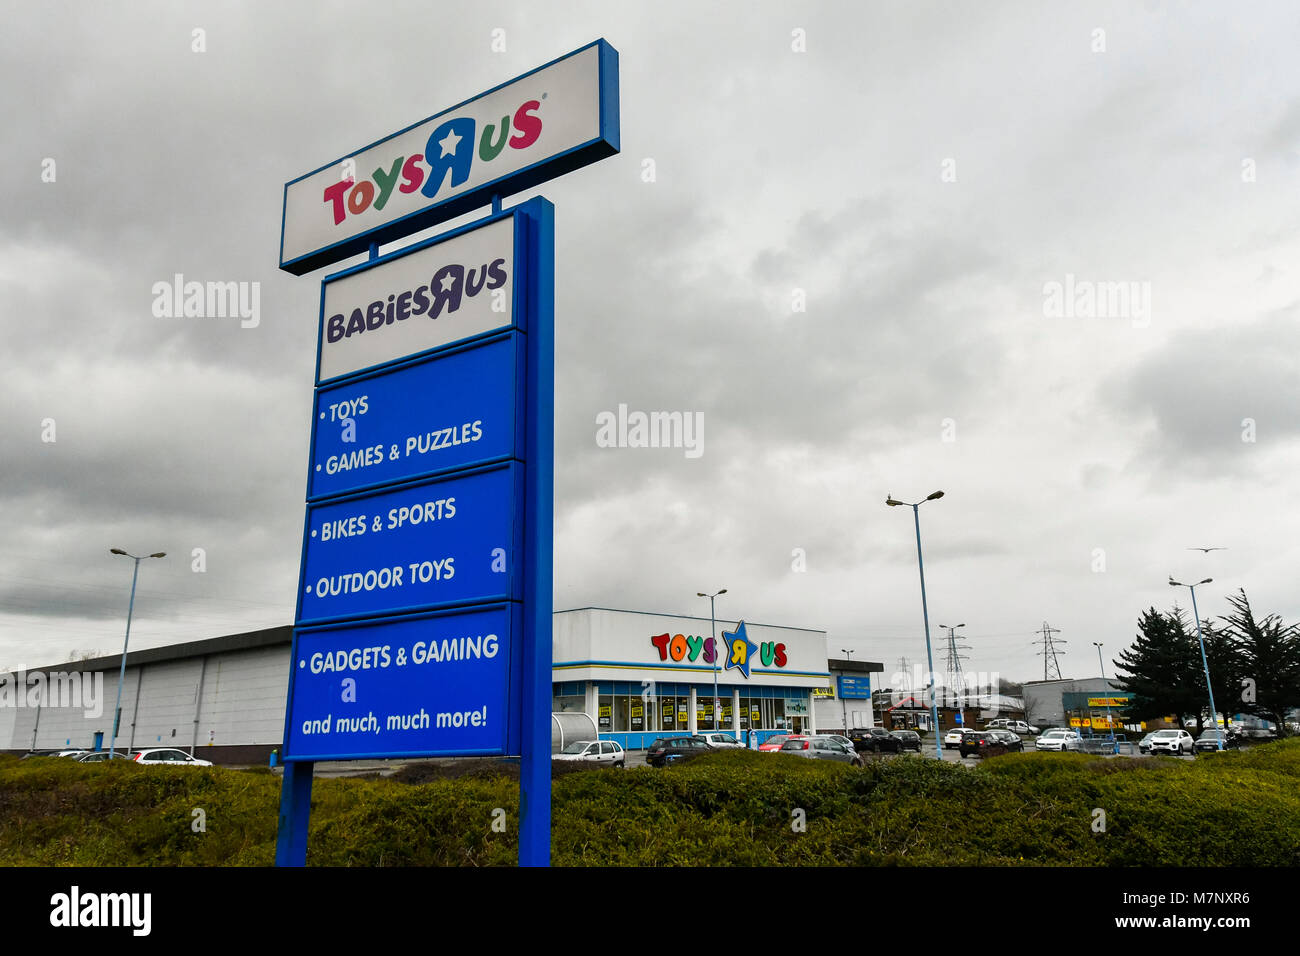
[1,740,1297,866]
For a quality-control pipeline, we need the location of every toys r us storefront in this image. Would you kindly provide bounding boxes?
[551,607,830,750]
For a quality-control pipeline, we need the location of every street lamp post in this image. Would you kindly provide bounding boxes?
[1093,641,1117,754]
[1170,576,1221,751]
[697,589,727,735]
[840,648,853,734]
[108,549,166,757]
[887,490,945,760]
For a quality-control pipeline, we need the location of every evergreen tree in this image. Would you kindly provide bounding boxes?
[1218,589,1300,737]
[1113,607,1202,729]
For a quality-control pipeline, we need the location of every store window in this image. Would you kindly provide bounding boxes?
[697,698,713,731]
[773,698,787,730]
[552,681,585,714]
[598,694,612,731]
[553,693,584,713]
[660,696,676,731]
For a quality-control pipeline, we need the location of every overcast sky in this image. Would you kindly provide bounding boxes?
[3,1,1298,690]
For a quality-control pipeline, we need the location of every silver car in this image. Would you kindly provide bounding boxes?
[779,735,864,767]
[552,739,626,768]
[76,751,134,762]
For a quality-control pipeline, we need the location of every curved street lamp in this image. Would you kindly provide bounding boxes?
[697,589,727,736]
[108,549,166,757]
[887,491,945,759]
[1170,576,1220,750]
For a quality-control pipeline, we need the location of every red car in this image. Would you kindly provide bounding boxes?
[758,734,805,752]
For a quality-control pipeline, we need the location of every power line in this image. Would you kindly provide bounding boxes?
[942,626,971,707]
[1031,621,1065,680]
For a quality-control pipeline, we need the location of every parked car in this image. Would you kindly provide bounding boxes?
[76,751,134,762]
[943,728,969,750]
[758,734,803,753]
[824,734,858,753]
[646,736,714,767]
[987,729,1025,752]
[20,749,88,759]
[958,730,996,758]
[890,730,923,752]
[552,739,626,767]
[849,727,903,753]
[1146,729,1193,756]
[1005,721,1040,736]
[695,732,744,749]
[984,718,1010,730]
[1192,729,1240,754]
[131,748,212,766]
[1137,731,1157,754]
[1035,729,1082,752]
[779,735,863,766]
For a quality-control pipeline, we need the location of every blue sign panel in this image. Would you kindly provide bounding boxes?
[286,605,516,760]
[297,464,520,625]
[309,335,520,499]
[838,675,872,699]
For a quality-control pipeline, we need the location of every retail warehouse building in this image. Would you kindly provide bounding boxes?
[2,608,882,763]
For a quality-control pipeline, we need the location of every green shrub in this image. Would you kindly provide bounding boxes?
[2,740,1297,865]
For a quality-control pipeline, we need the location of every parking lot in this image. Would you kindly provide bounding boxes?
[287,734,1215,778]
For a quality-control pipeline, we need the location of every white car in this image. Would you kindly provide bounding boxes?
[1006,721,1040,736]
[132,748,212,766]
[551,740,625,768]
[943,728,969,749]
[1035,730,1082,752]
[695,732,745,749]
[1146,729,1193,756]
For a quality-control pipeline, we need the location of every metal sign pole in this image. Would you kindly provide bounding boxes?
[518,198,554,867]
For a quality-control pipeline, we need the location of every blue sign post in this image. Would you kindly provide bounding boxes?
[275,198,556,867]
[274,39,615,869]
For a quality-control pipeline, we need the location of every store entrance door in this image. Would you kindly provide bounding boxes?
[791,716,805,734]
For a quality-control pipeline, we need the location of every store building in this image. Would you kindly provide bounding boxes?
[1022,678,1142,732]
[3,607,833,761]
[812,657,885,733]
[552,607,831,750]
